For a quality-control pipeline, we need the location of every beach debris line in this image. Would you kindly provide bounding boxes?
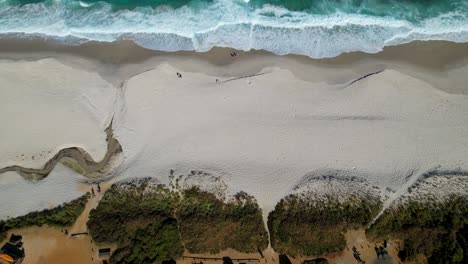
[219,72,270,83]
[346,70,385,87]
[0,118,122,180]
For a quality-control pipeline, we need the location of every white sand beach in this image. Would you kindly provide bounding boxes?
[0,58,116,169]
[0,40,468,220]
[115,62,468,218]
[0,164,86,219]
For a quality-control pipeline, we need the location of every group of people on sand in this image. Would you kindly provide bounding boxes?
[352,239,390,263]
[176,51,239,82]
[352,246,365,263]
[90,183,101,197]
[374,240,389,260]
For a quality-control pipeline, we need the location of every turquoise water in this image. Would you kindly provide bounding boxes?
[0,0,467,57]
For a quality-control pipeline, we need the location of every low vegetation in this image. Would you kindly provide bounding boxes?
[109,219,184,264]
[88,179,268,264]
[268,193,382,257]
[177,189,268,253]
[0,194,88,242]
[367,194,468,263]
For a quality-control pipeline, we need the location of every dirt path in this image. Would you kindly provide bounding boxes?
[69,182,114,236]
[2,182,116,264]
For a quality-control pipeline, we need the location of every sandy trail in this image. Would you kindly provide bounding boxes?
[1,182,116,264]
[69,182,114,236]
[73,181,116,235]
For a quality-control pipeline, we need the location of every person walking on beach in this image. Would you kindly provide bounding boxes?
[97,183,101,193]
[379,246,386,259]
[91,187,95,197]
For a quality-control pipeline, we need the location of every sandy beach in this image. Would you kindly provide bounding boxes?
[0,39,468,222]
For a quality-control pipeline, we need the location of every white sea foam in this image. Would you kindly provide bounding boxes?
[0,0,467,58]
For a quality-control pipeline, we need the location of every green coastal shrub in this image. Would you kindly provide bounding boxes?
[88,180,268,263]
[109,219,184,264]
[177,189,268,253]
[0,194,88,241]
[268,193,382,257]
[367,195,468,263]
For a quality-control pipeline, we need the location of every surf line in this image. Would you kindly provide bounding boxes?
[0,119,122,180]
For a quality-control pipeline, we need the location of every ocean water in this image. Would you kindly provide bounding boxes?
[0,0,467,57]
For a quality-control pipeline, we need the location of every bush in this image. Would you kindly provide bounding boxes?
[177,188,268,253]
[110,219,184,264]
[88,181,268,263]
[268,193,382,256]
[0,195,88,241]
[367,195,468,263]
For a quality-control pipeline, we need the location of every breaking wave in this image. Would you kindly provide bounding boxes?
[0,0,467,58]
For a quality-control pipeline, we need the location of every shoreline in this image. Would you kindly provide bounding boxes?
[1,38,467,66]
[0,38,467,94]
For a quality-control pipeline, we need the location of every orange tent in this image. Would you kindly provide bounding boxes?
[0,253,14,263]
